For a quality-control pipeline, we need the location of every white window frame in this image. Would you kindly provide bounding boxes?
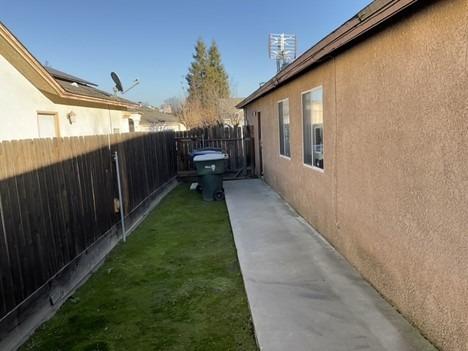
[37,111,60,138]
[277,98,291,160]
[301,86,324,173]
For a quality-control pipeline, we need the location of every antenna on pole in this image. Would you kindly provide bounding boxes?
[269,33,297,72]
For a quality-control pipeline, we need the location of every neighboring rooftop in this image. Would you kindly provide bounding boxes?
[45,66,137,106]
[0,21,138,108]
[45,66,98,87]
[219,97,243,108]
[139,108,179,125]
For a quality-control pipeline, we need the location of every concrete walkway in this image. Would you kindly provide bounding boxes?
[224,179,435,351]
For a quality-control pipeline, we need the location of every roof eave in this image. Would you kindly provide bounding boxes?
[0,22,138,110]
[237,0,420,109]
[60,90,140,109]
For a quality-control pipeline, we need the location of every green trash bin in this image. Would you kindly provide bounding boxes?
[193,153,228,201]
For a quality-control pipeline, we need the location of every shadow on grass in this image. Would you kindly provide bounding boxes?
[21,185,257,351]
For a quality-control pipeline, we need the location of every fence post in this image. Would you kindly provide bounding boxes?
[113,151,126,243]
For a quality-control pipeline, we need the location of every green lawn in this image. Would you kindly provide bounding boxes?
[22,185,257,351]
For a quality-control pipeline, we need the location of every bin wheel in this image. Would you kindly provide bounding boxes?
[196,184,203,193]
[214,190,225,201]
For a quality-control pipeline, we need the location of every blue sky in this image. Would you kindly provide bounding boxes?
[2,0,370,105]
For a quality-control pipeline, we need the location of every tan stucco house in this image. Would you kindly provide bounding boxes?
[238,0,467,350]
[0,22,141,141]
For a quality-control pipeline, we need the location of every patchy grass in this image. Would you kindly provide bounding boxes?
[22,185,257,351]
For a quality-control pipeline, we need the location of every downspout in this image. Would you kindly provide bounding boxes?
[333,55,340,233]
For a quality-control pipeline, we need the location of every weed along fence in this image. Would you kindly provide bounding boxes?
[0,132,177,343]
[175,125,255,178]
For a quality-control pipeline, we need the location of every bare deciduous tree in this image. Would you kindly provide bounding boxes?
[162,96,184,115]
[175,88,225,129]
[217,98,244,126]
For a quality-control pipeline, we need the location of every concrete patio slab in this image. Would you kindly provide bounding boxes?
[224,179,435,351]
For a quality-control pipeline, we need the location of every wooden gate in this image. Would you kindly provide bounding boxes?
[175,125,255,178]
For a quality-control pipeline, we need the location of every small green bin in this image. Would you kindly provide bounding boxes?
[193,153,228,201]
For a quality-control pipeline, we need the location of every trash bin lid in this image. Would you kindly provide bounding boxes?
[193,153,228,161]
[190,150,221,157]
[194,147,223,152]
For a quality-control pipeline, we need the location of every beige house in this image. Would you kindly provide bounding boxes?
[0,22,141,141]
[238,1,467,351]
[138,107,186,132]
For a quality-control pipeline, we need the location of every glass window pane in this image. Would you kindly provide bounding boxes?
[278,101,284,155]
[302,87,323,169]
[283,100,290,157]
[278,100,290,157]
[302,92,312,165]
[312,87,323,169]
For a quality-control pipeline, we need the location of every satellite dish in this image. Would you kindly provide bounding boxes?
[111,72,123,93]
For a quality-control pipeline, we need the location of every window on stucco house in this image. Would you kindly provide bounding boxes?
[278,99,290,158]
[302,86,323,170]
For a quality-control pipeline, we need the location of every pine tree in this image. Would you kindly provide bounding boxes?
[186,39,209,105]
[184,39,231,126]
[207,41,230,99]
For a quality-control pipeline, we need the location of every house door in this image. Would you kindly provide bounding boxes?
[257,112,263,176]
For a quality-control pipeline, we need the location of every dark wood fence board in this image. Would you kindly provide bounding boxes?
[0,132,176,322]
[0,142,16,316]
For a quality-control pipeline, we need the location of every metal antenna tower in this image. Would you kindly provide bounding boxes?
[269,33,297,72]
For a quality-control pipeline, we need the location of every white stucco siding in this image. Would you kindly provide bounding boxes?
[0,54,137,141]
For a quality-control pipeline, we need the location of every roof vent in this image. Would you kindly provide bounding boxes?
[71,82,79,87]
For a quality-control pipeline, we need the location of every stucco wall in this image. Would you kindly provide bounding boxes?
[244,1,468,350]
[0,54,139,141]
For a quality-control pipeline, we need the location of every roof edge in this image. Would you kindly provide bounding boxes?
[0,22,138,109]
[237,0,419,109]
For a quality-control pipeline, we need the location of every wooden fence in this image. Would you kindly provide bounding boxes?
[175,125,255,178]
[0,132,176,322]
